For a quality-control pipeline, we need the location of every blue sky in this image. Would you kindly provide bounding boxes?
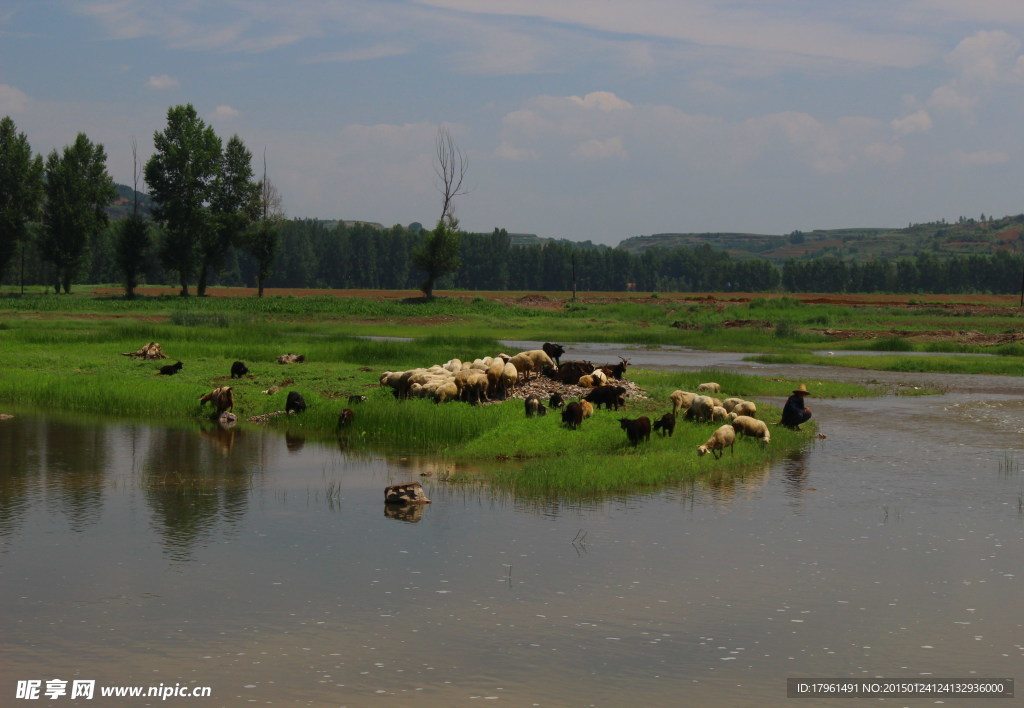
[3,1,1024,245]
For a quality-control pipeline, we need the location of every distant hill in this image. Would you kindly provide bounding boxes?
[618,215,1024,263]
[106,184,153,220]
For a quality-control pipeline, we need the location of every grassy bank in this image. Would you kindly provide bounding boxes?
[0,297,874,493]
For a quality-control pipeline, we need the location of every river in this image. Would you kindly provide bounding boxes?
[1,347,1021,706]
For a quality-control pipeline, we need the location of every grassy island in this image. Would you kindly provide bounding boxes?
[6,286,994,494]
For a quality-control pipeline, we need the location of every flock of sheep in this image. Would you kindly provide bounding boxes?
[378,345,772,459]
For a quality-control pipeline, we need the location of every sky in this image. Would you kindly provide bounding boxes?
[3,1,1024,246]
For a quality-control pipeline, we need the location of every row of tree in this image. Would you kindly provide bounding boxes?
[5,207,1024,294]
[0,107,284,297]
[4,107,1024,296]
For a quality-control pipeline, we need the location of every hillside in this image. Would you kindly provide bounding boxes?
[618,215,1024,263]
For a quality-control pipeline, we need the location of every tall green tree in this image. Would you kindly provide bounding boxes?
[199,135,259,296]
[0,116,44,289]
[40,133,116,293]
[145,104,221,296]
[413,219,462,298]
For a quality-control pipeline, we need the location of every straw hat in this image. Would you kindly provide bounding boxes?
[792,384,811,395]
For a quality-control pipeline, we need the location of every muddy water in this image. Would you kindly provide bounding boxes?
[1,354,1023,707]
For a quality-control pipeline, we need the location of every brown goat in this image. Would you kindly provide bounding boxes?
[199,386,235,414]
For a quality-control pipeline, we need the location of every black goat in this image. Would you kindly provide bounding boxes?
[285,391,307,414]
[158,361,183,376]
[619,416,652,447]
[550,360,594,385]
[542,342,566,366]
[584,385,627,410]
[548,392,565,409]
[598,357,630,380]
[230,361,249,378]
[653,412,676,437]
[561,401,584,430]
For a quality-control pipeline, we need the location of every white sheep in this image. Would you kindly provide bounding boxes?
[500,362,518,396]
[432,381,459,404]
[721,397,745,413]
[697,382,721,394]
[697,424,736,458]
[684,395,715,423]
[669,390,696,417]
[711,405,728,422]
[730,415,771,445]
[732,400,757,418]
[509,349,557,382]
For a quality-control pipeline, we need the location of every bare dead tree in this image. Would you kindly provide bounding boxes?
[434,125,468,227]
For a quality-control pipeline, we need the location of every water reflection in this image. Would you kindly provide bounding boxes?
[141,426,265,561]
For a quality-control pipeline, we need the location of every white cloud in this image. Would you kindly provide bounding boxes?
[0,84,29,113]
[891,110,932,135]
[569,91,632,111]
[210,105,239,120]
[945,30,1022,84]
[145,74,179,90]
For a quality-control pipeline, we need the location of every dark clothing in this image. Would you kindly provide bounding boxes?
[781,393,812,429]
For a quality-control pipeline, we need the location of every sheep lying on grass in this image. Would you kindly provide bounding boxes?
[697,424,736,459]
[730,415,771,445]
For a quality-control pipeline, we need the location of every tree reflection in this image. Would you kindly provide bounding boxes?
[141,426,263,562]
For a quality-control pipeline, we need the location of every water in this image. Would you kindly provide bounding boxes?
[1,357,1023,706]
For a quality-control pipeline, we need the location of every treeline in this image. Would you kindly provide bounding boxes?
[5,216,1023,294]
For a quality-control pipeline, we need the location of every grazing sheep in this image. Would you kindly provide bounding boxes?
[697,382,721,394]
[730,415,771,445]
[697,424,736,459]
[499,362,520,395]
[711,405,728,422]
[509,349,557,382]
[230,361,249,378]
[669,390,696,417]
[432,381,459,404]
[337,408,355,428]
[548,392,565,409]
[580,400,594,420]
[619,416,651,447]
[561,401,584,430]
[542,342,565,366]
[486,358,507,399]
[158,361,183,376]
[721,397,745,413]
[732,400,757,418]
[199,386,234,414]
[524,395,546,417]
[285,391,307,414]
[653,412,676,437]
[684,395,715,423]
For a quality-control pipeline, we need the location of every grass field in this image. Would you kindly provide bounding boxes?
[3,286,1005,493]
